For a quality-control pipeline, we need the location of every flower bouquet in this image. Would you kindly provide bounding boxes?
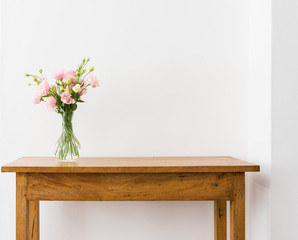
[26,58,99,162]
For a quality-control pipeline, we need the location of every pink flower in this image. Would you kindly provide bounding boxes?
[49,83,57,92]
[54,70,76,82]
[64,70,77,83]
[32,79,50,104]
[79,79,87,87]
[60,92,75,104]
[45,96,57,111]
[87,75,99,88]
[78,78,85,84]
[33,93,41,104]
[54,70,65,81]
[38,79,50,96]
[80,89,87,99]
[78,79,88,99]
[65,70,76,77]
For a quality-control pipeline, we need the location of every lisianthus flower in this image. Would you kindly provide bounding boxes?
[80,79,87,87]
[87,75,99,88]
[79,89,87,101]
[69,83,74,91]
[50,83,57,92]
[65,70,76,77]
[54,70,65,81]
[60,92,75,104]
[38,79,50,96]
[64,70,77,83]
[45,96,57,111]
[73,84,82,93]
[78,79,88,98]
[33,79,50,104]
[33,93,41,104]
[78,78,84,84]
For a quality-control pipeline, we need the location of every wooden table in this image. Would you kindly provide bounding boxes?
[1,156,259,240]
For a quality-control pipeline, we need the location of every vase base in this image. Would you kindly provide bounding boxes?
[59,159,77,163]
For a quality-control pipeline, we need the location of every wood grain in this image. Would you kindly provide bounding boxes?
[26,173,234,201]
[214,200,227,240]
[16,173,28,240]
[6,157,258,239]
[230,173,245,240]
[29,201,39,240]
[1,156,260,173]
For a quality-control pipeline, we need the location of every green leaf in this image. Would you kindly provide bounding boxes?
[43,93,52,98]
[71,103,77,111]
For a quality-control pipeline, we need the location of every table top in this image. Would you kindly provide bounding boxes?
[1,156,260,173]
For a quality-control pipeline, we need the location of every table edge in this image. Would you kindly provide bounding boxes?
[1,165,260,173]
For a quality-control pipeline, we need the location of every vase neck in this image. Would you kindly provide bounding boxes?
[61,111,73,131]
[62,111,73,120]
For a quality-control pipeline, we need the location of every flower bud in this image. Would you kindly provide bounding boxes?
[33,76,38,82]
[39,68,43,74]
[90,66,94,72]
[66,78,71,85]
[87,58,90,62]
[25,73,30,77]
[83,58,86,62]
[60,86,64,92]
[65,86,70,94]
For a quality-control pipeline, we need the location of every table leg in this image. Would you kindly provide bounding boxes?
[230,173,245,240]
[29,201,40,240]
[214,200,227,240]
[16,173,28,240]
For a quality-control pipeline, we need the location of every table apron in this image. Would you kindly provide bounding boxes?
[24,172,240,201]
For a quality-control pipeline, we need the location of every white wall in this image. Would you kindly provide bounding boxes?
[0,0,251,239]
[271,0,298,239]
[247,0,271,239]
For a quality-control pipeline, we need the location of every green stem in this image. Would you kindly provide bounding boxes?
[55,110,80,160]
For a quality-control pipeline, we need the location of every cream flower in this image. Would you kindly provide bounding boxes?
[73,84,82,93]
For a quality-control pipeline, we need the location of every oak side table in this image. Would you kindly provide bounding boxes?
[1,156,259,240]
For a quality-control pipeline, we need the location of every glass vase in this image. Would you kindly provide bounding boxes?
[55,110,80,162]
